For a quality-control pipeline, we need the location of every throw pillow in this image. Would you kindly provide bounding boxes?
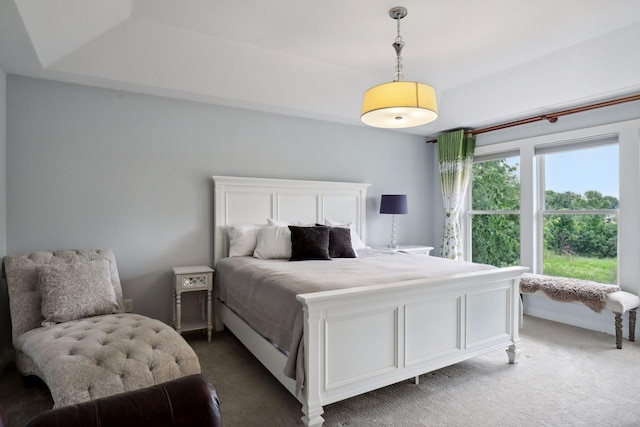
[253,226,292,259]
[288,225,331,261]
[323,219,367,250]
[227,224,262,257]
[37,260,119,326]
[317,224,356,258]
[267,218,290,227]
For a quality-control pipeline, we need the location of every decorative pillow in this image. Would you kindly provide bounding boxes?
[317,224,356,258]
[36,260,119,326]
[296,221,316,227]
[289,226,331,261]
[267,218,290,227]
[324,219,367,250]
[254,226,292,259]
[227,224,262,257]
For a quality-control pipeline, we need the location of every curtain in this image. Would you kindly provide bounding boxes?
[437,129,475,260]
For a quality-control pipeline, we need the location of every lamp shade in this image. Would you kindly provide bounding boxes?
[380,194,408,215]
[361,81,438,129]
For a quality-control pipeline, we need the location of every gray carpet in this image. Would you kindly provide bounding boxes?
[2,315,640,426]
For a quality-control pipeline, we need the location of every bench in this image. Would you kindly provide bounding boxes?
[519,273,640,349]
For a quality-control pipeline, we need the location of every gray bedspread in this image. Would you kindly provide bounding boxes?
[215,249,495,391]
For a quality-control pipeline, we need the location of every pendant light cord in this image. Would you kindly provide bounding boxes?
[393,14,404,82]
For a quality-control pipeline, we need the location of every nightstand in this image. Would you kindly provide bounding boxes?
[172,266,214,342]
[378,245,434,256]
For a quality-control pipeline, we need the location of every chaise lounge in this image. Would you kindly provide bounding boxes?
[2,249,201,408]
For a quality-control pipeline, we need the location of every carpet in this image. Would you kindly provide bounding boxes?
[2,315,639,426]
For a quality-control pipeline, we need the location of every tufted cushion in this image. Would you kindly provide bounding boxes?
[15,313,201,408]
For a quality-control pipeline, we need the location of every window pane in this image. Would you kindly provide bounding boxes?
[543,214,617,283]
[472,214,520,267]
[472,157,520,210]
[544,145,618,209]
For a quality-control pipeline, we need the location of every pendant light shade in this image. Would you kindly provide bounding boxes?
[361,81,438,128]
[361,7,438,129]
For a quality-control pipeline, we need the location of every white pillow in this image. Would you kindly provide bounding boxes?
[324,219,367,250]
[254,226,292,259]
[267,218,290,227]
[227,224,262,257]
[296,221,316,227]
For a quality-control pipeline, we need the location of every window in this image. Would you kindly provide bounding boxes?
[467,140,619,284]
[468,156,521,267]
[537,143,618,283]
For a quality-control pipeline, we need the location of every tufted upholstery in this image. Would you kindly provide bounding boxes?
[16,313,201,407]
[3,249,201,408]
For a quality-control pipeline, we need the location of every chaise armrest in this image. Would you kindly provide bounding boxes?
[23,374,222,427]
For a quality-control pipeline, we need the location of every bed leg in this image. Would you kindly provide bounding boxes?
[615,312,623,349]
[629,309,636,342]
[506,343,521,364]
[414,376,420,385]
[301,403,324,427]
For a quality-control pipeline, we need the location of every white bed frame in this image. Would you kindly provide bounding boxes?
[212,175,527,426]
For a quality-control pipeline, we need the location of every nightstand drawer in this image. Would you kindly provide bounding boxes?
[179,274,209,291]
[172,266,213,293]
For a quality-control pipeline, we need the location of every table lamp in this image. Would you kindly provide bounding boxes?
[380,194,408,249]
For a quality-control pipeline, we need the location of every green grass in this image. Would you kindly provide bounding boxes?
[543,251,617,284]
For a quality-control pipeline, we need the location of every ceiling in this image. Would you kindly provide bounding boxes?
[1,0,639,136]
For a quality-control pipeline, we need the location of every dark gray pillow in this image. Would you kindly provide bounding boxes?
[288,226,331,261]
[317,224,356,258]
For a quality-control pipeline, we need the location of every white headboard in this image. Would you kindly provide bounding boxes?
[212,176,371,266]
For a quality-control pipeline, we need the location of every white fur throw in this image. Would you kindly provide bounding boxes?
[520,273,620,312]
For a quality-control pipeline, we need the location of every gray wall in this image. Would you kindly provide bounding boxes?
[0,66,5,256]
[6,75,436,324]
[0,64,10,372]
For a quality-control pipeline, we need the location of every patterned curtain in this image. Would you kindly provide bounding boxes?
[437,129,476,260]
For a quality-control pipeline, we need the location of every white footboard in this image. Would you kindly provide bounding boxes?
[297,266,527,427]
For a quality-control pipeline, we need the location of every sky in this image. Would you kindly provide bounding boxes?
[506,144,619,198]
[544,144,619,198]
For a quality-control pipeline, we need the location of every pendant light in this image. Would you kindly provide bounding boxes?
[361,7,438,129]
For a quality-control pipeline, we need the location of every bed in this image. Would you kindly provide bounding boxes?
[212,175,527,426]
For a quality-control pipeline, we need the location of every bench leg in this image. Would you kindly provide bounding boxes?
[615,313,623,349]
[630,309,637,342]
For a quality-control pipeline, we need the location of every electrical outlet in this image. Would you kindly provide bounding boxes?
[124,299,133,313]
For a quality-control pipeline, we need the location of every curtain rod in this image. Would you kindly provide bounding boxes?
[425,93,640,143]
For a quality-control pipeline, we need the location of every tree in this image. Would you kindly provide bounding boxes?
[471,159,520,267]
[543,190,618,258]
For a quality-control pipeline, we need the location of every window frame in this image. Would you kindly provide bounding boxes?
[463,118,640,290]
[465,155,521,264]
[535,148,619,279]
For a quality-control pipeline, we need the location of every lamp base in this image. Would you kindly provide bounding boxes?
[389,214,398,249]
